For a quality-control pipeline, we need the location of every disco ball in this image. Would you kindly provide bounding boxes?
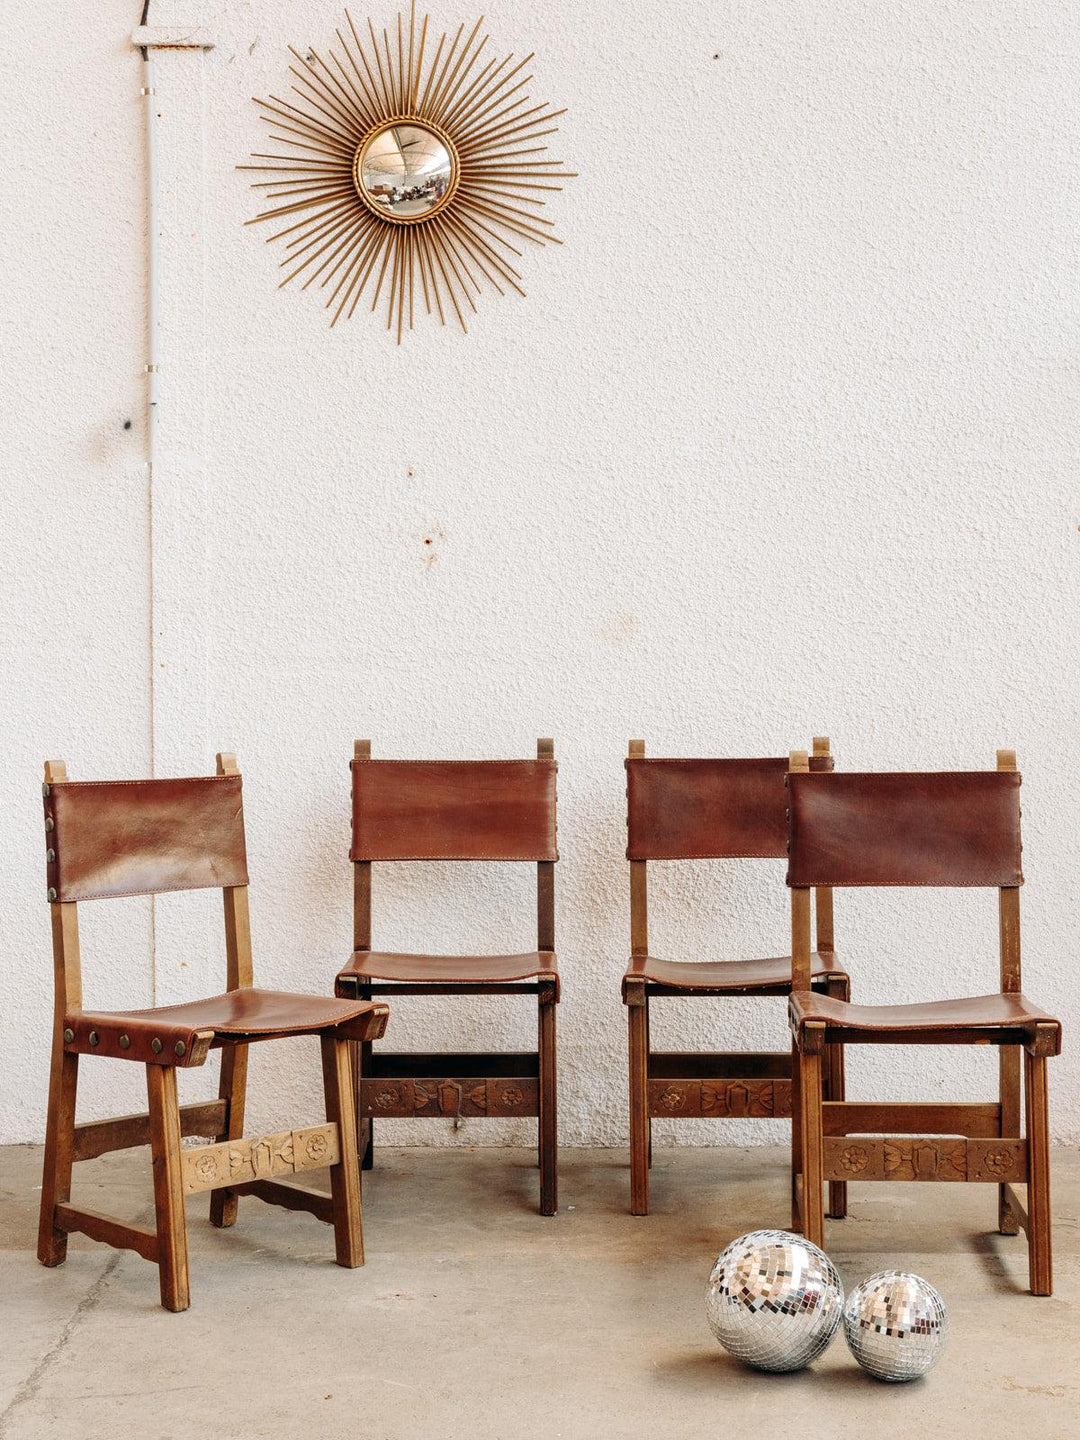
[705,1229,844,1372]
[843,1271,948,1382]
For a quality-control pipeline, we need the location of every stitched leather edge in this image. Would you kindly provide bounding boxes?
[351,759,557,767]
[627,848,789,860]
[624,757,789,767]
[53,879,250,903]
[351,846,561,858]
[48,776,239,788]
[786,877,1025,888]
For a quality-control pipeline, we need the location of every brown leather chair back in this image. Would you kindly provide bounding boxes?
[786,770,1022,888]
[45,775,249,902]
[350,759,558,862]
[626,754,833,861]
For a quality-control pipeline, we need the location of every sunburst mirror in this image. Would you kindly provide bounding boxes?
[241,4,575,339]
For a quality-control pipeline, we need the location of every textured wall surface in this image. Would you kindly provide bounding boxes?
[2,0,1078,1149]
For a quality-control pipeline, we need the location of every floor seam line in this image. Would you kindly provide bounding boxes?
[0,1244,125,1435]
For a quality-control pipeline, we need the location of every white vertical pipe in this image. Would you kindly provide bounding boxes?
[142,51,159,470]
[141,47,159,1000]
[136,25,213,1008]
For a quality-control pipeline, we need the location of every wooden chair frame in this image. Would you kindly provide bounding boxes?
[788,748,1056,1295]
[625,737,848,1216]
[337,738,559,1215]
[37,754,386,1311]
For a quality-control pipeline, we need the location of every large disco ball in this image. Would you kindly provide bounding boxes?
[843,1271,948,1382]
[705,1229,844,1372]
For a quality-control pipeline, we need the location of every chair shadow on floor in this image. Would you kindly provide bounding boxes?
[650,1348,894,1393]
[966,1227,1042,1295]
[361,1146,547,1218]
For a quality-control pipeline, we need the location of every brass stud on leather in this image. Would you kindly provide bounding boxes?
[44,815,54,831]
[46,848,55,863]
[174,1040,187,1057]
[47,887,57,901]
[63,1027,74,1044]
[151,1037,163,1055]
[89,1031,100,1046]
[119,1034,130,1050]
[42,782,50,797]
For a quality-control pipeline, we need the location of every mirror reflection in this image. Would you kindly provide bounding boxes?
[358,124,454,219]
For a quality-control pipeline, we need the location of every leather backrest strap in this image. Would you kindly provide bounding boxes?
[350,759,558,861]
[786,770,1022,887]
[626,754,833,861]
[47,775,249,901]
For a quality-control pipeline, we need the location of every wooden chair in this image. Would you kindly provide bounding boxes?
[786,749,1061,1294]
[38,754,389,1312]
[334,740,560,1214]
[622,738,849,1215]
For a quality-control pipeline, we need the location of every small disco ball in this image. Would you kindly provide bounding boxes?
[843,1271,948,1382]
[705,1229,844,1373]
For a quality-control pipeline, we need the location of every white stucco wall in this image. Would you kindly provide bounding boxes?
[3,0,1078,1149]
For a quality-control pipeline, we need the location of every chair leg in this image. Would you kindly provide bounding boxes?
[645,995,653,1169]
[360,1117,374,1171]
[538,988,558,1216]
[359,983,375,1171]
[354,1043,374,1172]
[823,1050,846,1219]
[790,1039,802,1231]
[628,1001,649,1215]
[321,1036,365,1268]
[146,1063,191,1312]
[1024,1049,1052,1295]
[824,979,847,1220]
[798,1043,826,1249]
[998,1045,1021,1235]
[209,1042,248,1228]
[37,1048,79,1267]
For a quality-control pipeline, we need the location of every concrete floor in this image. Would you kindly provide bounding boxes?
[0,1144,1077,1439]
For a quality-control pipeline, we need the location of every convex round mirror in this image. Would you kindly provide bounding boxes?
[355,122,457,222]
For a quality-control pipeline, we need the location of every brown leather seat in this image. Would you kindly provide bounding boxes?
[64,988,387,1066]
[623,951,846,999]
[339,950,559,997]
[790,988,1062,1052]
